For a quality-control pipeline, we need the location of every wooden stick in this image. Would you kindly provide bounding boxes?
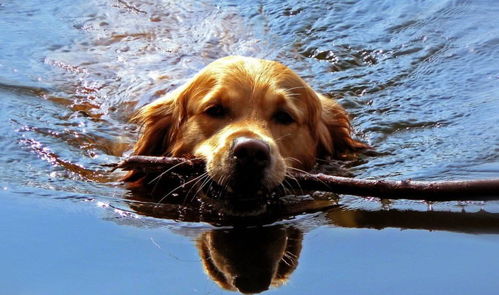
[105,155,204,173]
[293,173,499,201]
[108,155,499,201]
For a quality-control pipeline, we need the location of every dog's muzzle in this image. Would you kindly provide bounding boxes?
[232,137,271,173]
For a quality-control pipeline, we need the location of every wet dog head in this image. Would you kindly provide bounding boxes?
[125,56,366,214]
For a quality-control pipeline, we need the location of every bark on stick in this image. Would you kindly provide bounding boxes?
[108,155,499,201]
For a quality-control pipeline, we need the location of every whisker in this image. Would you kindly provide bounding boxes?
[211,175,228,199]
[284,157,303,166]
[185,172,210,200]
[150,171,166,195]
[280,181,292,195]
[195,174,212,195]
[282,250,298,266]
[220,175,227,187]
[280,253,293,267]
[284,171,303,194]
[189,175,213,203]
[287,166,330,189]
[147,160,191,185]
[286,166,311,175]
[155,173,207,206]
[285,250,298,260]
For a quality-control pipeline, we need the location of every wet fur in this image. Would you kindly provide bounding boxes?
[124,56,367,200]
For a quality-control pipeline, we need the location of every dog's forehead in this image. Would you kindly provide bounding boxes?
[223,86,280,107]
[219,67,308,104]
[187,57,314,116]
[220,80,303,109]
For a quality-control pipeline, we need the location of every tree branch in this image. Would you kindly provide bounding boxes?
[106,155,204,174]
[108,155,499,201]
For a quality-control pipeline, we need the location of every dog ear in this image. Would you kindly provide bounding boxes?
[122,88,186,183]
[131,99,178,156]
[123,69,217,184]
[317,94,369,159]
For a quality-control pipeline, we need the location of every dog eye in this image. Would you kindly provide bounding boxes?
[204,104,227,118]
[272,110,295,125]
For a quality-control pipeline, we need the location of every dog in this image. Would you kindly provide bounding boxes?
[197,225,303,293]
[124,56,367,215]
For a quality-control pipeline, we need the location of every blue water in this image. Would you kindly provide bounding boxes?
[1,0,499,294]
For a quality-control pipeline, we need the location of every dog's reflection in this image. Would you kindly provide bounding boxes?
[124,197,499,294]
[197,225,303,294]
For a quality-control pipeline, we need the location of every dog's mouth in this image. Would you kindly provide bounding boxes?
[203,179,276,216]
[197,136,286,216]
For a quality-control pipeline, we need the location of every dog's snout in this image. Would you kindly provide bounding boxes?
[232,137,270,168]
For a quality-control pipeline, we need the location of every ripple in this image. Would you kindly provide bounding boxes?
[1,0,498,214]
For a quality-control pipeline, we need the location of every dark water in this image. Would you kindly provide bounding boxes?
[1,0,499,294]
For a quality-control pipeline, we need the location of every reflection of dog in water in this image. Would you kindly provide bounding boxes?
[123,200,499,294]
[125,56,367,215]
[197,225,303,294]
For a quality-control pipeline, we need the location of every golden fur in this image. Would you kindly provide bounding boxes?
[125,56,366,200]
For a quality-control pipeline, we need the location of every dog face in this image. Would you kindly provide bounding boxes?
[126,56,366,213]
[197,226,303,293]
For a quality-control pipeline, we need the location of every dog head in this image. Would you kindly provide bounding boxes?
[197,226,303,293]
[125,56,366,214]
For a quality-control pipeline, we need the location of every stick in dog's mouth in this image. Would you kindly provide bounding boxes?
[202,180,277,216]
[111,155,499,203]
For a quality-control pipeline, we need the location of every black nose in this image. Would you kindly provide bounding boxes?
[232,137,270,169]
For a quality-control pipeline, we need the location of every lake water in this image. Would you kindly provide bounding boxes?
[1,0,499,294]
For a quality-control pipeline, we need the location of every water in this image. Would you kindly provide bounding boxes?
[1,0,499,294]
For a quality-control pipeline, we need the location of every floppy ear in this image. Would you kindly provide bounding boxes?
[131,98,178,156]
[123,68,216,184]
[122,89,185,183]
[317,94,369,159]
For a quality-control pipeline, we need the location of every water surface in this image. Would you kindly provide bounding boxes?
[1,0,499,294]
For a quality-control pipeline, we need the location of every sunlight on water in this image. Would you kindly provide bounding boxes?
[1,0,499,294]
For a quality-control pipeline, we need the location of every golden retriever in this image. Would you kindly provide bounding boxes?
[125,56,367,214]
[197,226,303,293]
